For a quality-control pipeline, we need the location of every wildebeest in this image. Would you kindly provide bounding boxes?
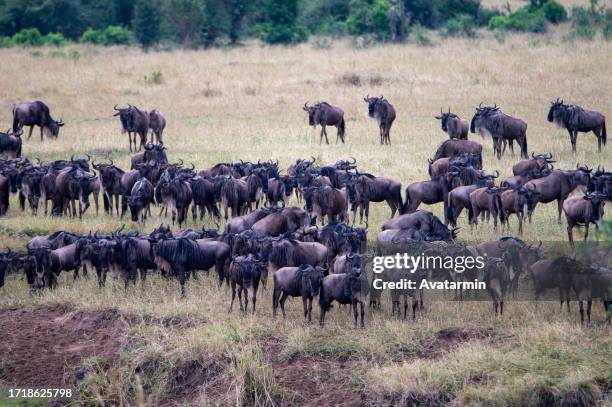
[266,176,294,207]
[562,193,606,244]
[402,172,460,214]
[445,171,498,226]
[364,95,396,144]
[433,139,483,169]
[524,165,592,223]
[469,186,504,230]
[131,143,168,170]
[470,104,528,159]
[12,101,64,141]
[128,177,154,222]
[0,129,23,158]
[305,184,357,225]
[32,244,80,288]
[303,101,346,144]
[512,152,555,176]
[500,186,538,234]
[228,254,264,314]
[113,104,149,152]
[382,210,457,242]
[355,173,403,224]
[481,257,510,315]
[268,237,328,281]
[547,98,607,152]
[188,176,220,224]
[156,173,193,226]
[319,267,368,327]
[272,264,326,321]
[435,107,468,140]
[148,110,166,144]
[251,207,310,237]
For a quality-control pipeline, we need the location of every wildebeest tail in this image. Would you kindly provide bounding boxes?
[393,186,403,214]
[602,118,607,145]
[495,194,505,224]
[446,196,455,226]
[103,192,111,213]
[338,117,345,141]
[467,202,474,223]
[18,191,25,211]
[401,189,411,214]
[12,108,19,132]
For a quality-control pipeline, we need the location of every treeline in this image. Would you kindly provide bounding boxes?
[0,0,609,48]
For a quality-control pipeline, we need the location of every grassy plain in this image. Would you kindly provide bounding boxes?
[0,33,610,406]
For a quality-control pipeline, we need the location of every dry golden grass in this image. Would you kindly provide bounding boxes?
[0,35,611,406]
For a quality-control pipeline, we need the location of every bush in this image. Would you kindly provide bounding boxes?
[43,32,68,46]
[81,26,132,45]
[346,0,391,41]
[570,7,599,40]
[488,7,547,33]
[411,24,433,46]
[443,14,476,37]
[542,0,567,23]
[0,36,15,48]
[12,28,44,47]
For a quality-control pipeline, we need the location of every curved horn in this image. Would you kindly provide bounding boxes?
[493,170,499,178]
[303,102,309,111]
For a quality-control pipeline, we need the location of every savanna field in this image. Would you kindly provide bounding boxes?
[0,31,611,406]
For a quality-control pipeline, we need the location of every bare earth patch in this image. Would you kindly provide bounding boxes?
[0,306,128,388]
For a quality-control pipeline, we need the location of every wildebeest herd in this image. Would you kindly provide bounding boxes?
[0,98,610,326]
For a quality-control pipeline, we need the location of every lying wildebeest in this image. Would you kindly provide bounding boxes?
[562,193,606,244]
[0,129,23,158]
[12,101,64,141]
[113,104,149,152]
[228,254,264,314]
[272,264,326,322]
[432,139,483,169]
[435,107,468,140]
[382,210,457,241]
[547,98,607,152]
[355,173,403,224]
[512,152,555,176]
[148,110,166,144]
[364,95,396,144]
[469,186,504,230]
[128,177,154,222]
[524,165,592,223]
[319,267,368,327]
[303,101,346,144]
[470,104,528,159]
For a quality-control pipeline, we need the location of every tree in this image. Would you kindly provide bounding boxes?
[262,0,308,44]
[132,0,161,47]
[228,0,251,44]
[167,0,206,48]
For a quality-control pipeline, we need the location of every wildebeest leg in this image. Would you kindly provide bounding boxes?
[557,198,564,224]
[386,199,396,218]
[360,301,365,327]
[279,291,289,318]
[584,223,590,242]
[567,129,576,152]
[229,281,236,313]
[320,126,329,144]
[379,125,384,145]
[27,126,34,140]
[593,128,602,152]
[403,294,408,320]
[508,139,514,155]
[579,300,584,324]
[353,299,359,327]
[40,126,44,142]
[587,300,592,324]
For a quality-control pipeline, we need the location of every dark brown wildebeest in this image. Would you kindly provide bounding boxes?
[512,152,555,176]
[501,166,551,190]
[355,173,403,224]
[364,95,396,144]
[212,175,249,220]
[303,101,346,144]
[305,183,357,225]
[427,153,478,178]
[131,143,168,169]
[319,267,368,327]
[228,254,264,314]
[268,237,328,276]
[156,173,193,227]
[272,264,326,321]
[32,244,80,288]
[12,101,64,141]
[381,210,457,242]
[468,186,505,230]
[435,107,468,140]
[113,104,149,152]
[266,176,294,207]
[445,171,498,226]
[188,176,220,224]
[198,163,240,179]
[0,129,23,158]
[432,139,483,169]
[128,177,154,222]
[524,165,592,223]
[148,110,166,144]
[562,193,606,244]
[548,98,607,152]
[225,208,271,234]
[251,207,310,237]
[500,186,539,235]
[481,257,510,315]
[470,104,528,159]
[402,172,460,214]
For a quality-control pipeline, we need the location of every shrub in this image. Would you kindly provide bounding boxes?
[570,7,599,40]
[0,36,15,48]
[346,0,391,41]
[488,7,547,33]
[81,26,132,45]
[443,14,476,37]
[43,32,68,47]
[12,28,44,47]
[144,71,162,84]
[542,0,567,23]
[411,24,433,46]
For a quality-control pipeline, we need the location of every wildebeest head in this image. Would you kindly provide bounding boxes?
[583,192,606,221]
[470,103,499,134]
[303,102,321,126]
[435,107,457,132]
[113,104,133,132]
[547,98,565,124]
[143,143,168,163]
[364,95,386,119]
[299,264,326,296]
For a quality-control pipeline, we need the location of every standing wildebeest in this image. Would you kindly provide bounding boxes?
[445,171,498,226]
[113,104,149,152]
[131,143,168,169]
[272,265,326,322]
[266,175,294,207]
[524,165,592,223]
[303,101,346,144]
[213,175,249,220]
[469,186,505,230]
[432,139,483,169]
[512,152,555,176]
[548,98,607,152]
[268,237,328,287]
[12,101,64,141]
[128,177,154,222]
[562,193,606,244]
[157,173,193,226]
[481,257,510,315]
[306,184,357,225]
[402,172,460,214]
[319,267,368,327]
[500,186,539,234]
[228,254,264,314]
[470,105,528,159]
[148,110,166,144]
[188,176,220,224]
[364,95,396,144]
[0,129,23,158]
[355,173,403,224]
[435,107,468,140]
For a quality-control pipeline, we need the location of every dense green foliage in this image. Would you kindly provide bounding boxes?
[0,0,609,47]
